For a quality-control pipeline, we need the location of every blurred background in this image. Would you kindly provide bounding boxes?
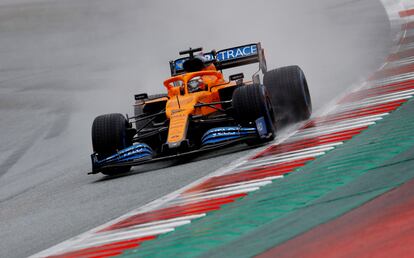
[0,0,392,257]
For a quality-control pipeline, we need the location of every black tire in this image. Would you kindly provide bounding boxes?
[92,113,131,175]
[232,84,275,143]
[263,65,312,123]
[134,94,168,130]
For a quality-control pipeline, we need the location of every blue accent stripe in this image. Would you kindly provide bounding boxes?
[94,143,154,167]
[201,126,257,146]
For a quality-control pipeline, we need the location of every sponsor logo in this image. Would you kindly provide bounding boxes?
[255,117,268,137]
[174,44,258,71]
[206,45,258,62]
[175,59,185,70]
[210,127,240,133]
[211,132,238,137]
[121,147,148,158]
[171,109,184,114]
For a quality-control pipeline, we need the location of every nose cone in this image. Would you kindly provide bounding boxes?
[165,108,190,151]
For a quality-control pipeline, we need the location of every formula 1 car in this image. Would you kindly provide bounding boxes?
[90,43,312,175]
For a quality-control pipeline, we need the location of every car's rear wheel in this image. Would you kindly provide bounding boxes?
[263,65,312,123]
[92,113,132,175]
[232,84,276,144]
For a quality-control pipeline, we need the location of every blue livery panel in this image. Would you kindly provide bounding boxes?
[92,143,154,169]
[201,126,257,145]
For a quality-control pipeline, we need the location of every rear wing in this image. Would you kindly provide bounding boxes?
[170,43,267,76]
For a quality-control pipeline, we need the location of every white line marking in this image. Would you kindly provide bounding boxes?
[299,116,384,134]
[184,181,271,197]
[394,42,414,51]
[88,220,190,242]
[387,55,414,67]
[69,227,176,252]
[294,120,379,138]
[210,175,284,190]
[337,91,414,110]
[288,122,375,141]
[178,181,271,199]
[399,28,414,38]
[238,152,326,171]
[170,187,261,205]
[370,72,414,86]
[250,143,342,161]
[336,93,413,112]
[125,214,206,230]
[316,113,385,125]
[248,147,334,164]
[36,214,207,257]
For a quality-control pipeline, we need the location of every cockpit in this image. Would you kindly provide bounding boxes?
[187,76,206,93]
[163,70,223,96]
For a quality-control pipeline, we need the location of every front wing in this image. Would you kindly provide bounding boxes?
[89,117,271,174]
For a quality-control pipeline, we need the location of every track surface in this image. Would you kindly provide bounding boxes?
[0,0,391,257]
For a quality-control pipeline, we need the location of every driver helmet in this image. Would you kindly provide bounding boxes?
[183,55,208,72]
[188,77,205,93]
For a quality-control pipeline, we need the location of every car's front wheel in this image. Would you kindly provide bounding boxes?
[232,84,276,144]
[92,113,132,175]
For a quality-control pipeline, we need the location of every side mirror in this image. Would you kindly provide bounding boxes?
[229,73,244,86]
[135,93,148,101]
[229,73,244,81]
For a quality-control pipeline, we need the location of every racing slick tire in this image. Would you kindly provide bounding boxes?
[134,94,168,130]
[263,65,312,123]
[232,84,276,144]
[92,113,132,175]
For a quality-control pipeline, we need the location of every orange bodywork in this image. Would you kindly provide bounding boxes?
[162,65,237,147]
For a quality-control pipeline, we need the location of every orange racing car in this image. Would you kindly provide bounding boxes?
[90,43,312,175]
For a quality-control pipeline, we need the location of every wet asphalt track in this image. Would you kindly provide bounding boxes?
[0,0,392,257]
